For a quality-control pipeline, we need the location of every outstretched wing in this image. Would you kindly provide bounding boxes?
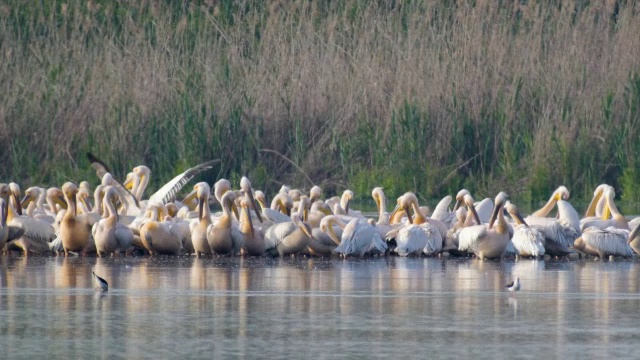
[148,160,219,204]
[86,152,140,208]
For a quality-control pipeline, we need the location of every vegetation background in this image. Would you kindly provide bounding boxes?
[1,0,639,207]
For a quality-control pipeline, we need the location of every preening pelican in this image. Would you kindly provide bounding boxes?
[207,191,243,256]
[92,186,134,256]
[431,195,455,229]
[574,187,633,258]
[262,193,293,224]
[583,187,628,230]
[239,176,263,223]
[309,185,322,203]
[189,182,213,257]
[264,212,314,257]
[580,184,609,230]
[335,218,387,257]
[310,215,344,256]
[59,182,93,256]
[505,201,545,257]
[458,192,511,260]
[574,227,633,258]
[444,194,481,255]
[390,193,446,256]
[525,186,578,256]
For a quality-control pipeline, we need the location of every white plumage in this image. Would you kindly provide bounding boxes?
[511,224,545,257]
[577,227,634,257]
[336,218,387,257]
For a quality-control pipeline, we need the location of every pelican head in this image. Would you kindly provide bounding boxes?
[298,195,311,221]
[289,189,303,202]
[454,189,471,210]
[489,192,508,229]
[254,190,267,209]
[372,187,385,209]
[463,193,481,225]
[239,196,255,237]
[320,215,345,245]
[61,182,80,215]
[553,186,570,201]
[47,187,67,210]
[21,186,41,208]
[279,185,291,195]
[504,201,527,226]
[0,184,10,203]
[340,190,354,214]
[239,176,263,223]
[213,179,232,203]
[585,184,609,217]
[309,186,322,203]
[9,183,22,215]
[192,182,211,220]
[292,212,314,240]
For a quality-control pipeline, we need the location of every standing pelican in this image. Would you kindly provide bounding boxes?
[239,176,264,223]
[458,192,511,260]
[264,213,314,257]
[504,201,545,257]
[92,187,134,256]
[59,182,93,256]
[188,182,213,257]
[207,191,243,256]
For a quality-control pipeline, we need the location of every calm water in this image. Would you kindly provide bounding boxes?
[1,256,639,359]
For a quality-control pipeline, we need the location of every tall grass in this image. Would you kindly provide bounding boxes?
[1,0,639,204]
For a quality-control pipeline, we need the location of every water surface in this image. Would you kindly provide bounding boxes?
[1,256,639,359]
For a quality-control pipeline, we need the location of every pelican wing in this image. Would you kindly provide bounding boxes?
[474,198,494,224]
[337,219,386,256]
[264,221,296,250]
[148,160,219,205]
[431,195,454,227]
[7,226,24,241]
[9,216,55,243]
[395,224,428,256]
[86,152,140,209]
[230,226,244,254]
[581,227,634,256]
[419,223,443,255]
[458,224,487,252]
[262,208,291,224]
[511,224,545,257]
[557,200,581,234]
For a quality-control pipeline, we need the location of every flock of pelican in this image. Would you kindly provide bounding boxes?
[1,157,640,260]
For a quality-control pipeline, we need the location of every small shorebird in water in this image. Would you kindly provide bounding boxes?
[92,271,109,291]
[506,277,520,293]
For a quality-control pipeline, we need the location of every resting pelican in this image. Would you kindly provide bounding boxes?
[189,182,213,257]
[207,191,243,256]
[139,204,182,255]
[444,194,481,255]
[574,187,633,258]
[504,201,545,257]
[390,193,446,256]
[239,196,265,256]
[309,185,322,203]
[92,187,134,256]
[335,218,387,257]
[310,215,344,256]
[458,192,511,260]
[264,212,314,257]
[306,200,332,228]
[59,182,93,256]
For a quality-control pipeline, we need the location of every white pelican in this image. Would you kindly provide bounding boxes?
[529,186,570,217]
[574,227,633,259]
[0,198,25,252]
[59,182,93,256]
[189,182,213,257]
[306,200,332,228]
[238,195,265,256]
[309,185,322,203]
[139,204,182,255]
[524,186,578,256]
[582,187,628,230]
[335,218,387,257]
[262,193,293,224]
[580,184,609,230]
[389,193,446,256]
[504,201,545,257]
[148,160,219,205]
[444,194,482,255]
[264,212,314,257]
[239,176,264,223]
[458,192,511,260]
[207,191,243,256]
[309,215,344,256]
[453,189,493,224]
[92,187,134,256]
[574,187,633,258]
[431,195,455,229]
